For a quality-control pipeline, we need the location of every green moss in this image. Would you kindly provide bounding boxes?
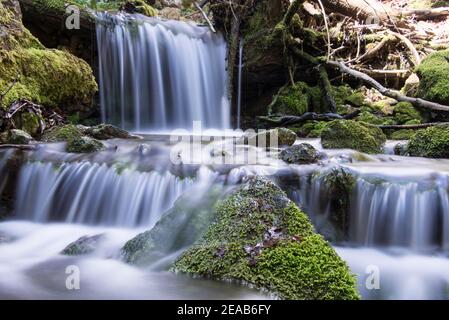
[66,136,105,153]
[42,124,82,142]
[393,102,422,124]
[172,178,360,300]
[321,120,387,154]
[270,82,322,115]
[390,129,415,140]
[416,50,449,105]
[356,111,395,125]
[407,126,449,158]
[121,0,158,17]
[0,1,97,109]
[0,129,32,144]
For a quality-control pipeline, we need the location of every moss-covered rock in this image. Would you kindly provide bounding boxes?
[279,143,320,164]
[0,0,97,110]
[172,177,360,300]
[82,124,138,140]
[120,0,158,17]
[390,129,415,140]
[238,127,297,147]
[416,50,449,105]
[0,128,32,144]
[41,124,82,142]
[269,82,322,116]
[67,136,105,153]
[356,111,396,126]
[407,126,449,158]
[295,121,328,138]
[321,120,386,154]
[61,234,103,256]
[393,102,422,124]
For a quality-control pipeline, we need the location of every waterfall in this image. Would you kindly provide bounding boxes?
[96,13,231,132]
[349,176,449,250]
[15,161,195,228]
[236,38,243,129]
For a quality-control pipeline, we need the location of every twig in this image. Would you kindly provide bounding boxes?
[194,1,216,33]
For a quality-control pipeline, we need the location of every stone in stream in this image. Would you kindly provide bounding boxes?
[0,129,33,145]
[279,143,320,164]
[41,124,83,142]
[79,124,139,140]
[66,136,106,153]
[61,234,103,256]
[171,177,360,300]
[238,127,297,148]
[321,120,386,154]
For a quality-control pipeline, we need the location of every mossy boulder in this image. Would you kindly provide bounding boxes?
[67,136,105,153]
[392,102,422,124]
[0,129,32,144]
[82,124,137,140]
[12,111,43,136]
[269,82,322,116]
[390,129,415,140]
[42,124,82,142]
[172,177,360,300]
[61,234,103,256]
[321,120,386,154]
[295,121,328,138]
[279,143,320,164]
[121,0,158,17]
[0,0,97,111]
[356,111,396,126]
[407,126,449,158]
[416,50,449,105]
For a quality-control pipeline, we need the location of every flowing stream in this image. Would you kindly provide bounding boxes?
[1,13,449,300]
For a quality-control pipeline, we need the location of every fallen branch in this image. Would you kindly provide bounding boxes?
[388,31,421,66]
[326,60,449,113]
[258,110,360,126]
[194,1,216,32]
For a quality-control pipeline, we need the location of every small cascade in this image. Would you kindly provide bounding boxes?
[349,175,449,250]
[15,161,195,228]
[236,38,243,128]
[96,13,230,131]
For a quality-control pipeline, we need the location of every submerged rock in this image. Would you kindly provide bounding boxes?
[407,126,449,158]
[61,234,103,256]
[172,177,360,300]
[321,120,386,154]
[279,143,320,164]
[0,129,33,144]
[67,136,105,153]
[82,124,138,140]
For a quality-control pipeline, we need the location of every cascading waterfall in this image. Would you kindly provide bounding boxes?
[15,161,194,228]
[96,13,230,131]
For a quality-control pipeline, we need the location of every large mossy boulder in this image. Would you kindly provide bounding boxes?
[269,82,322,115]
[407,126,449,158]
[0,129,32,144]
[0,0,97,111]
[172,177,360,300]
[321,120,386,154]
[238,127,297,148]
[416,50,449,105]
[81,124,137,140]
[392,102,422,124]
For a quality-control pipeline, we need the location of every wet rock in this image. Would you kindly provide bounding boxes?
[82,124,138,140]
[0,129,33,145]
[321,120,386,154]
[172,177,360,300]
[61,234,103,256]
[394,141,408,156]
[238,127,297,148]
[42,124,82,142]
[279,143,320,164]
[407,126,449,158]
[67,136,106,153]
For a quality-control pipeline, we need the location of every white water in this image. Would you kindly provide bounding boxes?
[15,162,196,228]
[96,13,230,131]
